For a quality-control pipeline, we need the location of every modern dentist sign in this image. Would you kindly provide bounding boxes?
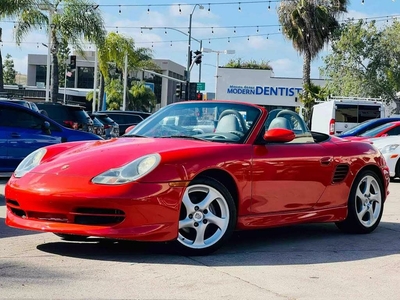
[226,85,303,97]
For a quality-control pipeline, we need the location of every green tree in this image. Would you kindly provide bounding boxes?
[128,81,156,112]
[0,0,33,91]
[104,78,123,110]
[321,20,400,112]
[96,32,157,109]
[13,0,106,102]
[277,0,348,97]
[299,82,329,122]
[224,58,273,70]
[3,53,17,85]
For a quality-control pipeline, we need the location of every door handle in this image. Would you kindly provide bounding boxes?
[320,156,333,165]
[10,133,21,138]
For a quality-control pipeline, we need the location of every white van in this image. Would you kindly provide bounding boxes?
[310,97,385,135]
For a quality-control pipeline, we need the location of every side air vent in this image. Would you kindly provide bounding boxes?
[333,164,349,183]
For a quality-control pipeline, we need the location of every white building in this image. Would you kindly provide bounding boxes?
[216,68,326,111]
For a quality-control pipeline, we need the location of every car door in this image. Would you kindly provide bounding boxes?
[2,106,62,169]
[251,142,336,214]
[251,112,336,214]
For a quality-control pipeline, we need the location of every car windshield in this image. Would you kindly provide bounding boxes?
[360,122,394,137]
[125,102,262,143]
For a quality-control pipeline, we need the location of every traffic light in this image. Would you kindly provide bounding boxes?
[196,92,203,100]
[193,50,202,65]
[175,82,182,99]
[69,55,76,70]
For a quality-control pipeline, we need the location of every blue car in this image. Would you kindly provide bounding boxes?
[0,101,102,175]
[338,117,400,138]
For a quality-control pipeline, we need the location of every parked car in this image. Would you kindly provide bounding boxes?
[0,101,102,175]
[90,112,119,139]
[369,136,400,179]
[36,102,94,133]
[338,117,400,138]
[89,115,105,138]
[310,97,384,135]
[0,98,41,113]
[343,121,400,141]
[95,111,144,135]
[4,101,389,256]
[97,110,152,120]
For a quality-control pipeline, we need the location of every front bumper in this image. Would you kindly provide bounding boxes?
[5,173,185,242]
[382,153,399,178]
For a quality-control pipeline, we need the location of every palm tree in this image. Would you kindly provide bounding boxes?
[0,0,33,91]
[14,0,106,102]
[128,81,156,112]
[97,32,157,109]
[277,0,348,94]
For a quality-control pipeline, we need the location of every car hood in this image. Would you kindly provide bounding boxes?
[34,137,235,176]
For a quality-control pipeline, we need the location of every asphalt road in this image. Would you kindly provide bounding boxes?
[1,176,400,300]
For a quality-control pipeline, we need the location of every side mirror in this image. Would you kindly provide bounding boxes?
[264,128,295,143]
[40,109,48,117]
[42,121,51,134]
[125,125,135,134]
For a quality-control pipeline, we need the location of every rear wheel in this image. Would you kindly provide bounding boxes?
[175,176,236,256]
[335,170,384,234]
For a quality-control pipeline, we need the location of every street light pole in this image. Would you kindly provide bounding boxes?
[202,48,235,100]
[141,26,202,87]
[185,4,203,100]
[45,9,53,102]
[198,40,203,83]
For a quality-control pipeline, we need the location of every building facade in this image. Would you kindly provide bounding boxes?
[25,53,185,110]
[216,68,326,111]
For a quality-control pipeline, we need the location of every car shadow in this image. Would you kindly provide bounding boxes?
[0,217,42,238]
[36,222,400,266]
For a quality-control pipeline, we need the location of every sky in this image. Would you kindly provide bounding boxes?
[0,0,399,93]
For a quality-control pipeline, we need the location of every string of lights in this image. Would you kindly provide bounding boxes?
[1,13,399,32]
[5,0,397,16]
[0,13,398,50]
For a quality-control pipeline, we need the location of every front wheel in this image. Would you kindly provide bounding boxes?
[335,170,384,234]
[175,176,237,256]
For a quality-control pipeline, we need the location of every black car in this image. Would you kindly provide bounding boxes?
[96,111,145,135]
[90,112,120,139]
[89,115,105,138]
[37,102,94,133]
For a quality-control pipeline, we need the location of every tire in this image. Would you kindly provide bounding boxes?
[174,176,237,256]
[335,170,384,234]
[395,159,400,179]
[54,233,89,241]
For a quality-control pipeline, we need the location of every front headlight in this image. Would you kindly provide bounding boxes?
[91,153,161,185]
[380,144,400,154]
[14,148,47,178]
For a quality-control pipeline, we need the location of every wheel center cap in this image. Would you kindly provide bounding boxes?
[193,212,204,222]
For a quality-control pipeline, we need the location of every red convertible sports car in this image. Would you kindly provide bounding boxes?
[5,101,390,255]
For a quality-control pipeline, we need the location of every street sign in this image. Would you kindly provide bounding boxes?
[144,82,155,92]
[197,82,206,91]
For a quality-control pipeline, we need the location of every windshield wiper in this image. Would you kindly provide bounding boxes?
[163,135,207,141]
[123,134,146,138]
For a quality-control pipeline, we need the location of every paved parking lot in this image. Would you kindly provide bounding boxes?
[1,177,400,300]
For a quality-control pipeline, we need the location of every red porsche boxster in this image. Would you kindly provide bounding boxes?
[5,101,390,255]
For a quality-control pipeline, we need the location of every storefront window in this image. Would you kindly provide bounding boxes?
[77,67,94,88]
